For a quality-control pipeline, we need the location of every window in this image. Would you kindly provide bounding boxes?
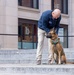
[52,0,68,14]
[58,25,68,48]
[18,19,38,49]
[18,0,39,9]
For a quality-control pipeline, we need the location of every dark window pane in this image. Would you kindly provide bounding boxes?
[54,0,62,10]
[18,0,39,9]
[18,19,38,49]
[58,27,68,48]
[32,0,39,9]
[18,0,22,6]
[52,0,68,14]
[61,0,68,14]
[22,0,32,7]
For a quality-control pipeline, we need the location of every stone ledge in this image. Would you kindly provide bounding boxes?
[0,64,74,75]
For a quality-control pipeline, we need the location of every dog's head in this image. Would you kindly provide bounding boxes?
[47,29,58,40]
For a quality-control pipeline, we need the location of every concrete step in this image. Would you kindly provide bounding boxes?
[0,48,74,64]
[0,64,74,75]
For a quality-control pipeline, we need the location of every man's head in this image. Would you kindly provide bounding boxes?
[52,9,61,19]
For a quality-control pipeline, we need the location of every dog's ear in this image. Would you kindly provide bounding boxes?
[52,28,56,33]
[52,28,55,31]
[55,29,57,33]
[54,28,57,33]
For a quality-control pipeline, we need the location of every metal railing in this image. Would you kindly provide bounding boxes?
[0,33,74,49]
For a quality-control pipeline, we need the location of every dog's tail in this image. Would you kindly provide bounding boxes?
[66,62,74,64]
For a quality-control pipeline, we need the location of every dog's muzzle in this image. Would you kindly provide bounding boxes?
[46,33,52,38]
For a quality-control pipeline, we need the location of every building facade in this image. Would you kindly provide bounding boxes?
[0,0,74,49]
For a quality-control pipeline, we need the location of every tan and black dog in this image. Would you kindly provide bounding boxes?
[47,29,66,64]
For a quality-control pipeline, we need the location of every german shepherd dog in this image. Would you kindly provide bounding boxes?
[47,29,66,64]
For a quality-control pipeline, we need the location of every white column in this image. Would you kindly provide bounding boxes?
[68,0,74,48]
[0,0,5,48]
[0,0,18,49]
[39,0,52,50]
[39,0,51,15]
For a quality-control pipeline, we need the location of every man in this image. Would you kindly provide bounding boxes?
[36,9,61,65]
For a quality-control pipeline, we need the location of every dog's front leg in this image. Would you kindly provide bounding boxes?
[51,53,55,63]
[50,44,55,64]
[58,51,61,64]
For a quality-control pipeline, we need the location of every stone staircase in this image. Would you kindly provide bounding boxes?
[0,48,74,64]
[0,48,74,75]
[0,64,74,75]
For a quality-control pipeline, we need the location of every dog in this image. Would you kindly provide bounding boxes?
[47,29,66,64]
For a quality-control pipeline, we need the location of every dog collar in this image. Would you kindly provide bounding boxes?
[51,38,59,45]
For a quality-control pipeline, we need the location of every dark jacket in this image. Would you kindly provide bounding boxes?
[38,10,61,34]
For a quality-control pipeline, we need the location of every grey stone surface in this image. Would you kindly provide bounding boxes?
[0,64,74,75]
[0,48,74,64]
[0,48,74,75]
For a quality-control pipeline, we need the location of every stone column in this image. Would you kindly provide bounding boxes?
[0,0,18,49]
[39,0,51,15]
[39,0,52,50]
[68,0,74,48]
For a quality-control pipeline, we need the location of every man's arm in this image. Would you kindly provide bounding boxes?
[42,23,50,33]
[39,15,50,33]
